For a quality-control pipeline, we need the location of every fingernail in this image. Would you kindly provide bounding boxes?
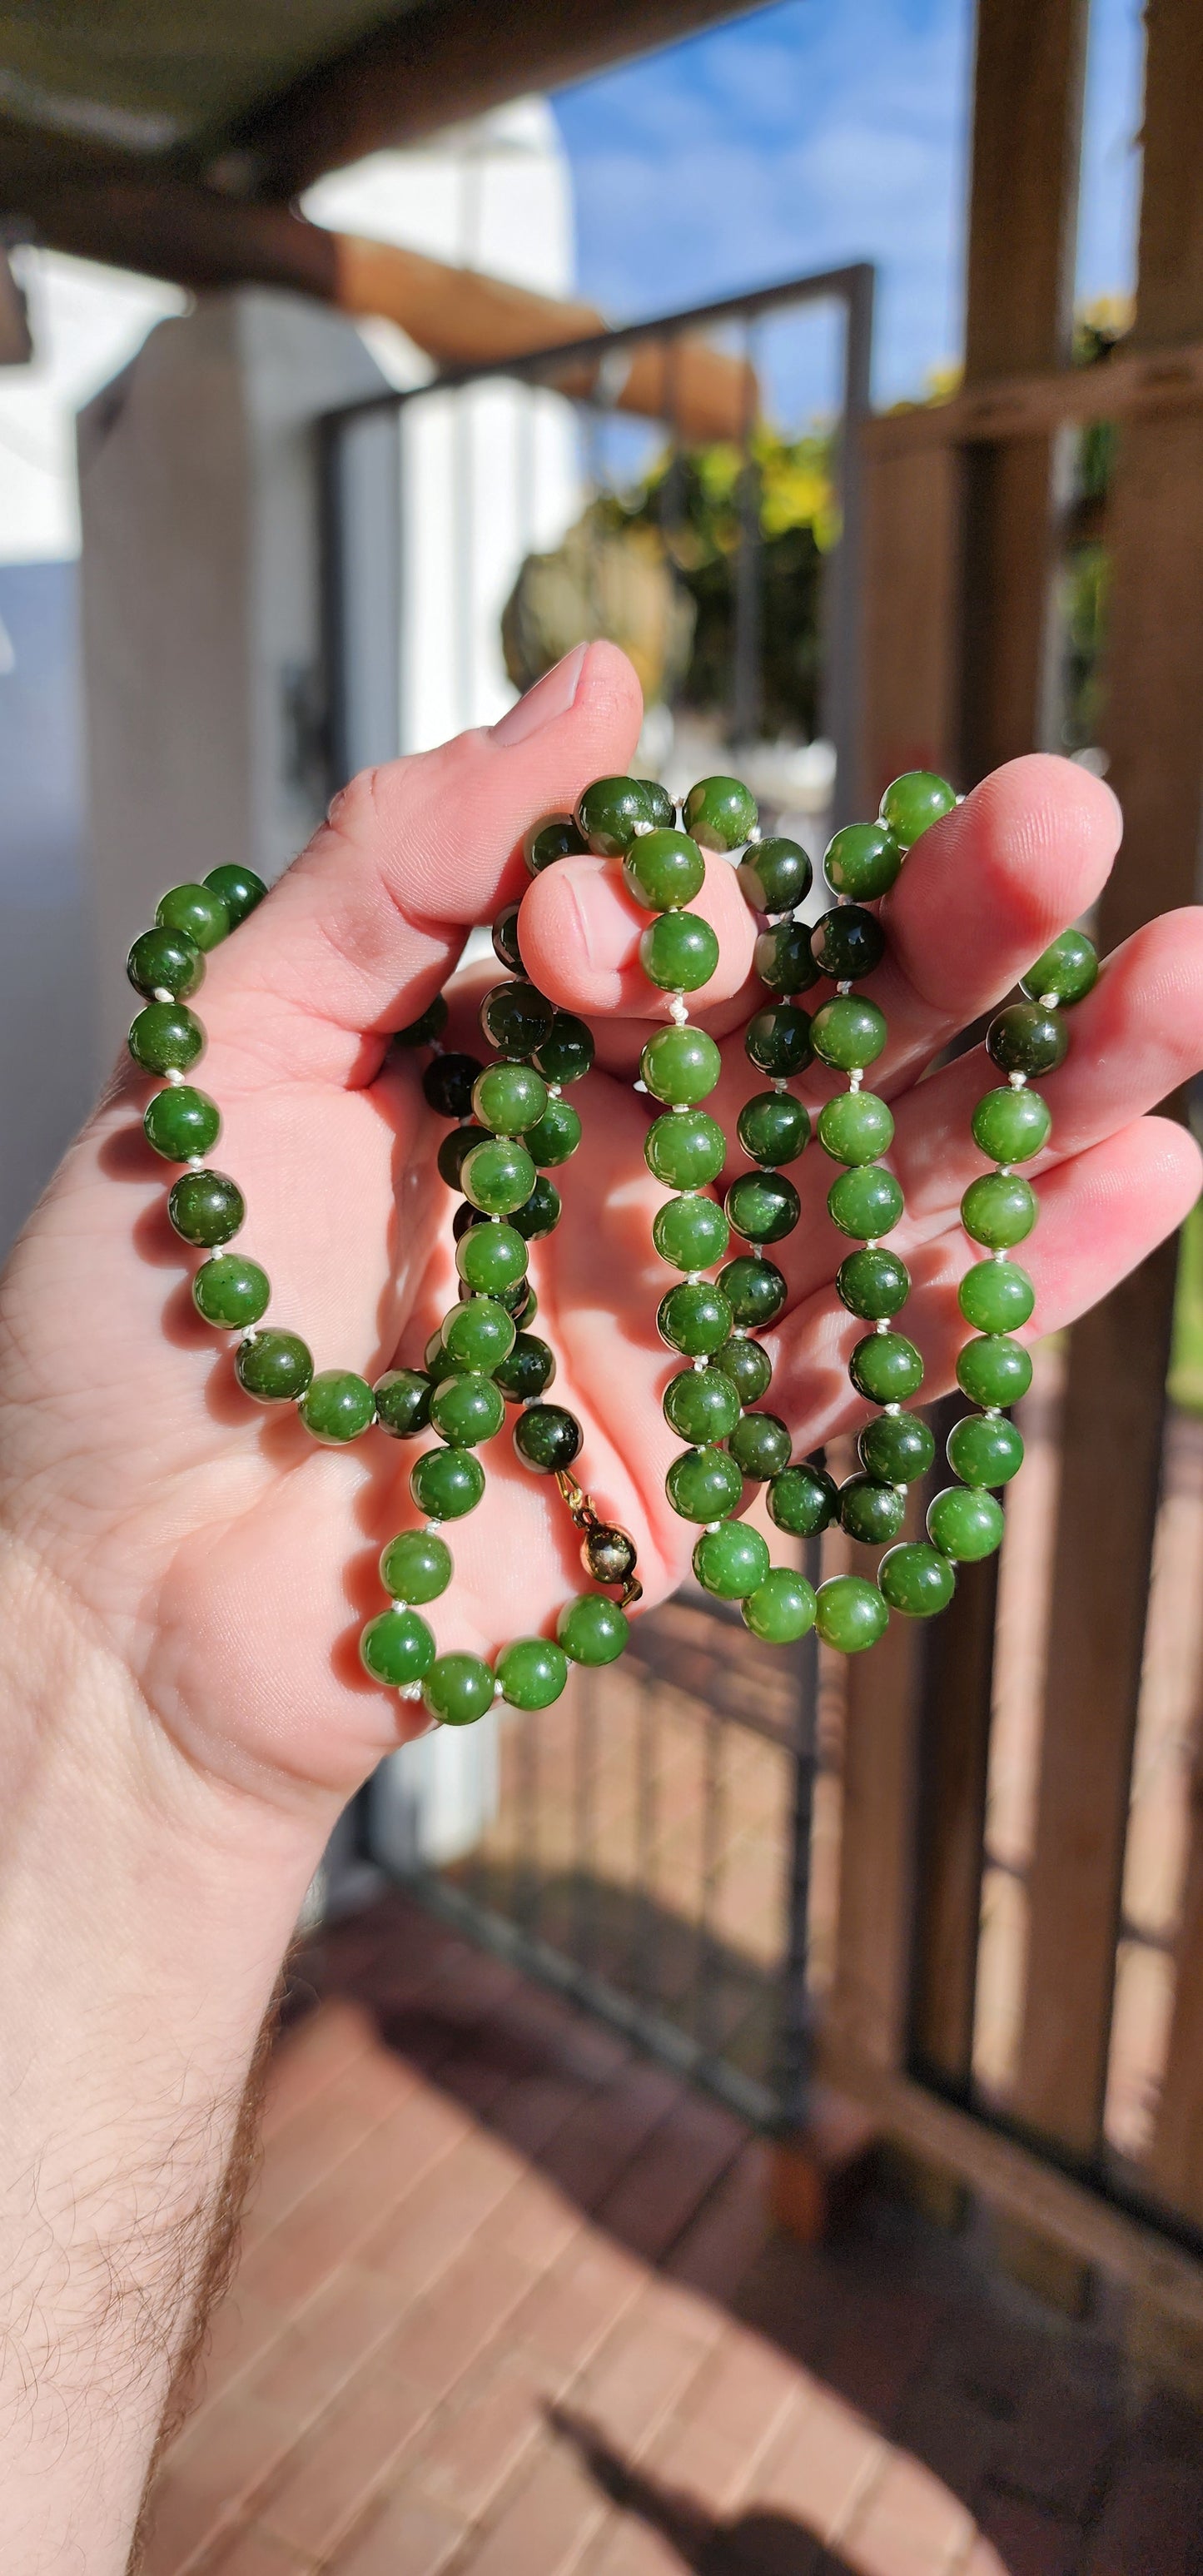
[492,644,588,746]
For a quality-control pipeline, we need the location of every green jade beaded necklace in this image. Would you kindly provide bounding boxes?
[125,768,1097,1721]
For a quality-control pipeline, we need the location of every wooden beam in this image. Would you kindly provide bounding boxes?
[828,1579,924,2075]
[909,1412,998,2096]
[1147,1745,1203,2228]
[856,440,962,808]
[864,340,1203,455]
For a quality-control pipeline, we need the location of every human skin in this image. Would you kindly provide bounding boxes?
[1,639,1201,2569]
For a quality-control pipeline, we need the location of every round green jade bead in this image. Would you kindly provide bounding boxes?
[645,1108,726,1189]
[927,1484,1005,1562]
[495,1331,556,1401]
[493,902,524,973]
[639,911,718,992]
[725,1169,799,1245]
[534,1012,594,1085]
[375,1367,433,1438]
[156,882,230,950]
[956,1334,1032,1409]
[737,835,812,914]
[424,1653,496,1726]
[958,1259,1035,1335]
[828,1165,904,1240]
[624,828,706,913]
[1021,926,1098,1008]
[658,1281,733,1356]
[961,1172,1036,1249]
[360,1607,435,1688]
[653,1191,730,1272]
[814,1574,889,1654]
[858,1410,935,1484]
[524,812,586,873]
[745,1002,813,1077]
[205,862,266,927]
[236,1329,313,1403]
[837,1246,910,1319]
[810,906,886,983]
[443,1295,515,1373]
[395,995,449,1047]
[768,1459,838,1536]
[512,1176,561,1240]
[987,1002,1067,1078]
[168,1169,245,1247]
[728,1410,792,1481]
[743,1567,817,1644]
[665,1443,744,1523]
[438,1124,487,1190]
[514,1402,582,1472]
[840,1475,907,1545]
[127,924,204,1002]
[693,1520,770,1600]
[718,1255,787,1327]
[879,1543,956,1619]
[817,1090,894,1165]
[557,1593,629,1664]
[527,1098,583,1167]
[430,1372,506,1447]
[640,1024,722,1106]
[471,1062,549,1135]
[575,775,655,855]
[811,995,887,1072]
[380,1528,453,1602]
[193,1253,270,1330]
[143,1084,221,1161]
[878,769,957,849]
[480,979,554,1057]
[664,1366,741,1445]
[129,1001,205,1075]
[300,1370,375,1444]
[971,1086,1051,1165]
[683,774,758,851]
[715,1335,773,1404]
[737,1091,810,1167]
[424,1053,481,1118]
[456,1221,528,1295]
[947,1412,1025,1488]
[849,1331,924,1403]
[753,922,820,995]
[461,1136,538,1216]
[410,1445,485,1520]
[823,820,902,902]
[496,1637,569,1708]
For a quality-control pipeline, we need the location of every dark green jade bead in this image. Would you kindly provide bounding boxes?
[497,1636,569,1709]
[971,1085,1051,1165]
[168,1169,245,1247]
[410,1445,485,1520]
[456,1220,527,1295]
[879,1543,956,1618]
[958,1260,1035,1335]
[987,1002,1067,1078]
[840,1474,906,1545]
[438,1124,488,1189]
[737,834,812,914]
[878,768,956,849]
[425,1325,451,1375]
[129,1002,205,1075]
[737,1091,809,1167]
[524,812,586,873]
[127,924,204,1002]
[858,1410,935,1486]
[663,1366,741,1445]
[1021,926,1098,1008]
[956,1334,1032,1409]
[480,979,554,1057]
[639,910,718,991]
[641,1024,722,1106]
[515,1403,583,1472]
[725,1169,800,1245]
[534,1012,594,1086]
[557,1593,629,1664]
[507,1281,538,1326]
[693,1520,770,1600]
[743,1568,817,1644]
[443,1295,515,1373]
[768,1459,838,1536]
[512,1176,562,1239]
[493,901,524,973]
[823,820,902,902]
[528,1099,582,1170]
[380,1528,453,1602]
[395,994,449,1047]
[658,1280,733,1356]
[665,1443,744,1523]
[645,1109,726,1189]
[374,1367,433,1439]
[236,1330,313,1403]
[849,1331,924,1403]
[472,1062,549,1135]
[300,1370,375,1444]
[205,862,265,926]
[811,995,887,1072]
[423,1052,482,1119]
[837,1246,910,1320]
[753,922,820,995]
[624,828,706,913]
[430,1372,506,1447]
[810,905,886,983]
[817,1090,894,1166]
[718,1256,787,1327]
[157,882,231,950]
[193,1254,270,1330]
[927,1484,1005,1562]
[653,1191,729,1271]
[461,1136,538,1216]
[814,1574,889,1654]
[684,774,758,851]
[745,1002,813,1077]
[728,1410,792,1481]
[143,1084,221,1161]
[947,1412,1025,1488]
[575,775,654,856]
[424,1653,495,1726]
[643,781,676,828]
[828,1165,904,1241]
[962,1171,1036,1248]
[360,1607,435,1688]
[495,1331,556,1401]
[715,1335,773,1404]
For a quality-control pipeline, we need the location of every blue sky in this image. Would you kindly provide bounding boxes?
[554,0,1145,412]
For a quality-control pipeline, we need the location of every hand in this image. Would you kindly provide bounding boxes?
[2,641,1200,1834]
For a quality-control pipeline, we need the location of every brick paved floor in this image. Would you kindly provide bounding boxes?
[142,1895,1203,2576]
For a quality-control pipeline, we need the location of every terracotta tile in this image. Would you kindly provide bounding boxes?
[248,2051,420,2240]
[240,2086,469,2310]
[326,2489,467,2576]
[998,2382,1117,2523]
[261,2003,376,2143]
[411,2345,553,2522]
[206,2525,321,2575]
[649,2327,801,2513]
[256,2367,434,2558]
[389,2235,551,2399]
[142,2392,298,2574]
[571,2281,720,2458]
[538,2063,684,2211]
[457,2439,610,2576]
[585,2511,707,2575]
[1085,2455,1203,2575]
[595,2092,743,2263]
[840,2450,976,2576]
[666,2145,773,2305]
[976,2493,1080,2576]
[516,2230,649,2381]
[748,2389,886,2550]
[247,2263,408,2418]
[189,2285,288,2417]
[819,2280,950,2427]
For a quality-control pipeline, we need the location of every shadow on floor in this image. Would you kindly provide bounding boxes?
[547,2401,854,2574]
